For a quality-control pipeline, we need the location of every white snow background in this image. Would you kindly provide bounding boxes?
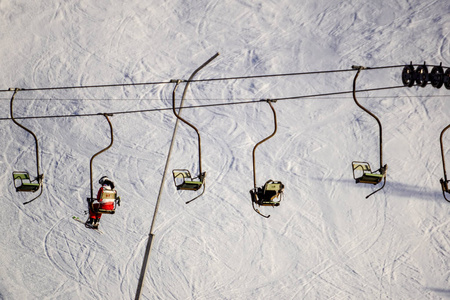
[0,0,449,299]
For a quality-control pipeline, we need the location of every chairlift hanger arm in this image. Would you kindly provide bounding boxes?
[10,88,42,182]
[171,81,202,160]
[253,202,270,218]
[89,113,114,201]
[440,124,450,183]
[440,124,450,202]
[352,66,384,169]
[10,88,44,204]
[170,53,220,177]
[252,100,278,189]
[23,188,44,205]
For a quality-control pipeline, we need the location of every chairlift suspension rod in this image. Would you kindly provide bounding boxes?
[440,124,450,182]
[171,81,204,176]
[10,89,41,182]
[170,53,219,176]
[252,100,278,189]
[352,67,384,170]
[89,113,114,201]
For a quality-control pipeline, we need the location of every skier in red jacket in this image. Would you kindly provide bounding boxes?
[85,176,118,229]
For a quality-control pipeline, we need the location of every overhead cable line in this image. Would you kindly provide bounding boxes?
[0,85,406,121]
[0,64,422,94]
[1,93,449,102]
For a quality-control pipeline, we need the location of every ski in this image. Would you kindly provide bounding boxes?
[72,216,103,234]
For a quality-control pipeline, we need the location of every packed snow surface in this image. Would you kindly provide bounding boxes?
[0,0,449,299]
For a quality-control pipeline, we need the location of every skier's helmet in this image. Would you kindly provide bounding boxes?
[99,176,109,185]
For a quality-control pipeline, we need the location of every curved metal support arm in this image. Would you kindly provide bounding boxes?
[440,124,450,202]
[352,66,384,169]
[89,113,114,201]
[252,100,278,189]
[252,200,270,218]
[171,52,219,178]
[365,177,386,199]
[10,88,42,183]
[441,181,450,202]
[10,89,44,205]
[440,124,450,183]
[171,81,203,175]
[23,188,44,205]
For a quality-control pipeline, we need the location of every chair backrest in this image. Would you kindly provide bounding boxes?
[13,172,31,181]
[101,189,116,200]
[263,181,284,201]
[265,182,282,191]
[173,170,192,180]
[352,162,372,173]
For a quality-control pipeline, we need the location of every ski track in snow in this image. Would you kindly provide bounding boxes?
[1,0,450,299]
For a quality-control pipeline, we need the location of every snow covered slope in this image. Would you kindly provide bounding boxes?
[0,0,449,299]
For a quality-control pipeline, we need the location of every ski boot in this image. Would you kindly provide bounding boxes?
[85,217,95,229]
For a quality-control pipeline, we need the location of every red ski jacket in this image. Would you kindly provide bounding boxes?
[96,185,116,211]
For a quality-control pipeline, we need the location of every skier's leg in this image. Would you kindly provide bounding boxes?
[92,204,102,229]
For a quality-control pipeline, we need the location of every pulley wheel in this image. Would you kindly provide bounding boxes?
[415,65,428,87]
[444,68,450,90]
[401,65,415,87]
[430,65,444,88]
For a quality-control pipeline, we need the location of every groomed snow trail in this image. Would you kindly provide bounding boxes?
[0,0,449,299]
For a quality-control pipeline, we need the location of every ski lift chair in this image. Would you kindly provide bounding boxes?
[352,162,387,185]
[249,100,285,218]
[350,66,388,198]
[171,74,214,204]
[10,88,44,204]
[93,189,121,214]
[173,169,206,191]
[87,113,118,213]
[12,171,41,192]
[250,180,284,207]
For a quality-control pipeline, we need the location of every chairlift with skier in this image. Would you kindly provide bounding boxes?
[85,114,120,229]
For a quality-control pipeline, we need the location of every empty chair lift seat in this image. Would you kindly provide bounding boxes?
[173,169,204,191]
[12,171,40,192]
[251,180,284,206]
[352,162,387,185]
